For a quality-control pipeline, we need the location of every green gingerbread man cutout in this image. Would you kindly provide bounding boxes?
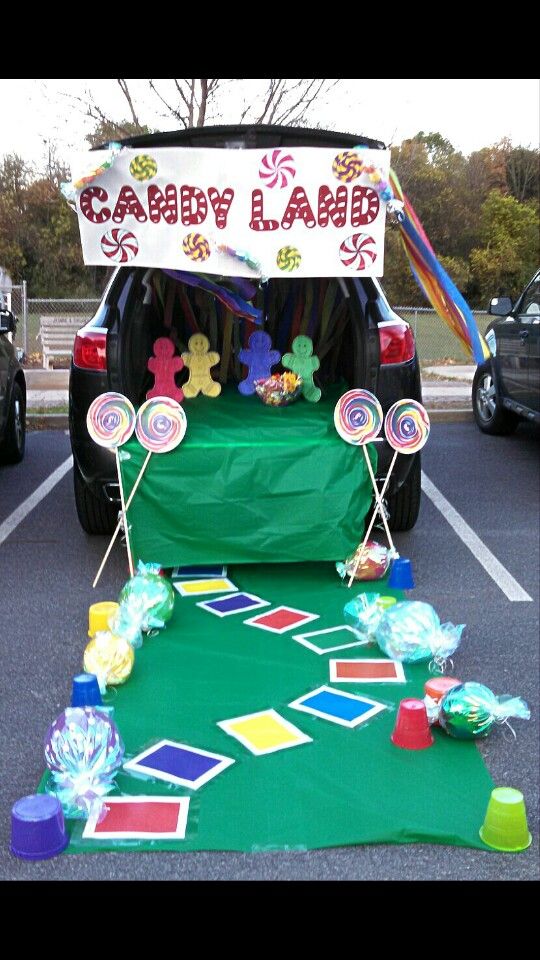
[282,335,321,403]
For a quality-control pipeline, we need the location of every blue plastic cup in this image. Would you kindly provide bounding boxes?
[71,673,103,708]
[11,795,69,861]
[388,558,415,590]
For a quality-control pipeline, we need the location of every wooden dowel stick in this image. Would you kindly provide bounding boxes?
[348,450,398,588]
[361,445,397,556]
[92,450,152,589]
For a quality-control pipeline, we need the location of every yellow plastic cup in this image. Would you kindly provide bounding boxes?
[479,787,532,853]
[88,602,119,638]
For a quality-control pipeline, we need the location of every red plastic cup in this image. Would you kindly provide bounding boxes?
[391,698,434,750]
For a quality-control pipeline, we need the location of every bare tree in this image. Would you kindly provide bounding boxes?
[66,79,341,137]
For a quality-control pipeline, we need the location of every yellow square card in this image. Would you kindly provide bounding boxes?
[217,709,312,756]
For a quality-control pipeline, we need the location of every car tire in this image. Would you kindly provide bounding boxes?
[73,461,118,535]
[0,382,26,464]
[472,361,519,435]
[386,454,422,532]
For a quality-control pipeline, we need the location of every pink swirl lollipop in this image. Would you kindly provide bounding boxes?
[101,229,139,263]
[259,149,296,189]
[135,397,187,454]
[339,233,377,271]
[87,392,136,449]
[334,389,383,445]
[384,399,430,454]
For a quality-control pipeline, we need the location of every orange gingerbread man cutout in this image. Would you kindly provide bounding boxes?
[181,334,221,398]
[146,337,184,403]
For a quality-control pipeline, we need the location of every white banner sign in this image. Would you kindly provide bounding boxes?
[70,146,390,279]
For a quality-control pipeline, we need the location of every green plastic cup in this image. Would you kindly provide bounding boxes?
[376,596,397,610]
[479,787,532,853]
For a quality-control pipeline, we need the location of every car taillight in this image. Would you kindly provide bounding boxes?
[378,321,416,365]
[73,329,107,370]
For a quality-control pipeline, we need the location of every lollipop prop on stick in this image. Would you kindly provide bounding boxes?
[87,393,136,579]
[334,390,396,556]
[93,397,187,588]
[347,399,430,588]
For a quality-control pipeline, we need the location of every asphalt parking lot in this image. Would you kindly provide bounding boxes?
[1,421,538,882]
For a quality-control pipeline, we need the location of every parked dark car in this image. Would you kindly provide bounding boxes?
[69,125,423,536]
[0,306,26,464]
[473,269,540,434]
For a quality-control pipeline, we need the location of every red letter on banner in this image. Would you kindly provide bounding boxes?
[112,186,148,224]
[208,187,234,229]
[351,186,380,226]
[148,185,178,224]
[180,186,208,226]
[80,186,110,224]
[250,189,279,231]
[281,187,316,230]
[318,185,348,228]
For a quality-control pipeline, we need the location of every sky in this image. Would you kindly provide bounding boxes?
[0,78,538,171]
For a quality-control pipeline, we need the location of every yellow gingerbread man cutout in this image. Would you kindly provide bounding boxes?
[181,333,222,398]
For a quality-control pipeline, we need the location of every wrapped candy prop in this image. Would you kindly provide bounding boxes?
[84,632,135,693]
[108,594,150,650]
[439,682,530,740]
[375,601,465,667]
[44,707,124,818]
[118,561,175,628]
[336,541,390,582]
[254,373,303,406]
[343,593,396,641]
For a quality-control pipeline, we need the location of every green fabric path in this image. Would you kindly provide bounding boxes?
[43,564,494,853]
[119,384,376,568]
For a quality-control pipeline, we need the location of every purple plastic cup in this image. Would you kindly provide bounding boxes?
[11,794,69,861]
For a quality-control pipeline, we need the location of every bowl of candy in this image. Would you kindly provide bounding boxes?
[254,373,303,407]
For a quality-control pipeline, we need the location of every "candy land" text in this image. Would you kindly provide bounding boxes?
[79,184,380,232]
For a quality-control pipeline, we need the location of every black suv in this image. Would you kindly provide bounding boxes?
[69,125,423,536]
[0,306,26,464]
[473,269,540,434]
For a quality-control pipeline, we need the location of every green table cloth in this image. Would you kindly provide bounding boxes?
[120,384,376,568]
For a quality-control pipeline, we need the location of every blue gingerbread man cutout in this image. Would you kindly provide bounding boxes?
[238,331,281,396]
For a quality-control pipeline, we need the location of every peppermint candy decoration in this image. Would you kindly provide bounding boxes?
[129,154,158,182]
[332,151,364,183]
[259,149,296,189]
[339,233,377,271]
[101,229,139,264]
[277,246,302,272]
[182,232,210,263]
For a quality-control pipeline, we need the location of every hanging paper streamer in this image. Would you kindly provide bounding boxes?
[44,707,124,818]
[387,167,489,365]
[163,270,262,324]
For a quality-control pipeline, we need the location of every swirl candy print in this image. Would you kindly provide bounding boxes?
[129,154,158,182]
[332,150,364,183]
[277,246,302,272]
[182,232,211,263]
[259,149,296,189]
[339,233,377,271]
[86,393,136,449]
[384,399,430,454]
[135,397,187,454]
[333,389,383,446]
[101,229,139,263]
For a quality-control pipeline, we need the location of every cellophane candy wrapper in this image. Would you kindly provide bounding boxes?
[439,682,531,740]
[44,707,124,818]
[254,373,303,406]
[118,561,175,628]
[336,541,390,582]
[375,601,465,666]
[109,593,148,649]
[344,593,387,641]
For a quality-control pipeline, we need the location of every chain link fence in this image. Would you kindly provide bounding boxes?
[6,293,489,369]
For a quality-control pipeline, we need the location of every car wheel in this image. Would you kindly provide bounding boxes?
[386,454,422,532]
[73,461,118,535]
[0,382,26,464]
[472,361,519,435]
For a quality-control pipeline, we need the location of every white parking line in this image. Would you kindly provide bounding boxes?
[0,456,73,547]
[421,471,533,602]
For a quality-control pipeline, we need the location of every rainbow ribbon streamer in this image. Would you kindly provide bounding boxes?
[163,270,262,325]
[389,169,489,365]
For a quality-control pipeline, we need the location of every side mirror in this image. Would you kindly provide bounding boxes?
[489,297,513,317]
[0,309,16,334]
